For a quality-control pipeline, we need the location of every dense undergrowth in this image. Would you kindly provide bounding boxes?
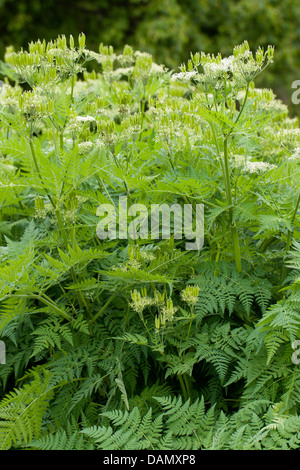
[0,35,299,450]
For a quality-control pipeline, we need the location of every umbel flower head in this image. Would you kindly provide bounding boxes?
[180,285,200,308]
[171,41,275,95]
[155,297,178,332]
[160,298,178,322]
[130,288,154,315]
[243,161,277,174]
[288,147,300,161]
[4,34,89,88]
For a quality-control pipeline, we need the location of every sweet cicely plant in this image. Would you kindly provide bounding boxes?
[172,41,275,272]
[0,35,299,450]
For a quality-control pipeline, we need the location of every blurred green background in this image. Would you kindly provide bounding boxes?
[0,0,300,116]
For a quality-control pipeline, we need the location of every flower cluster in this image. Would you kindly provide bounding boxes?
[155,297,178,331]
[160,298,178,322]
[172,41,274,99]
[288,147,300,161]
[76,115,96,123]
[5,34,88,88]
[130,289,155,316]
[77,141,94,154]
[243,161,277,174]
[0,83,22,109]
[180,285,200,308]
[170,71,199,83]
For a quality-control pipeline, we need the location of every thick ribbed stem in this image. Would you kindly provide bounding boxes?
[223,137,242,272]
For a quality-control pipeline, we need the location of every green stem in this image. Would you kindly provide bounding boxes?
[223,138,232,205]
[139,93,146,140]
[231,225,242,272]
[55,207,91,316]
[286,191,300,252]
[281,191,300,282]
[12,293,72,322]
[70,75,75,103]
[55,208,69,248]
[183,373,192,401]
[185,305,195,349]
[60,132,64,152]
[234,82,249,126]
[223,137,242,272]
[258,236,276,253]
[89,287,125,324]
[210,121,227,184]
[29,138,90,315]
[178,374,188,402]
[29,139,55,209]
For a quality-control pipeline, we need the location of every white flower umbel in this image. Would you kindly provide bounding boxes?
[130,289,155,316]
[78,141,94,154]
[243,161,277,174]
[231,154,249,168]
[76,115,96,123]
[0,83,22,108]
[288,147,300,161]
[203,55,235,78]
[171,71,199,83]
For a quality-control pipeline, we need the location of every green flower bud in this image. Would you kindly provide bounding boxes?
[58,35,67,49]
[267,45,275,63]
[69,35,75,49]
[191,52,200,67]
[78,33,86,49]
[123,44,133,57]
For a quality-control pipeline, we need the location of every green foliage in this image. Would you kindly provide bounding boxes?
[0,0,299,117]
[0,35,299,450]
